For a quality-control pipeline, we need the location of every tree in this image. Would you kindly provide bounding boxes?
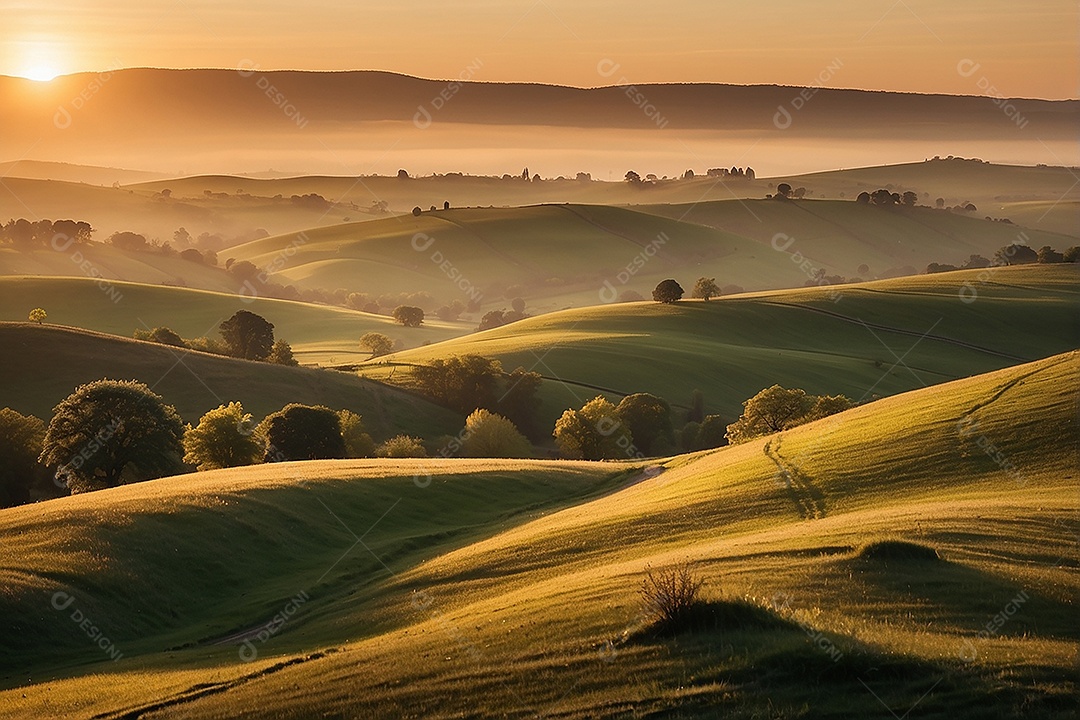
[267,339,299,366]
[359,332,394,357]
[725,385,813,444]
[338,410,375,458]
[679,421,701,452]
[775,183,792,199]
[687,389,705,423]
[993,244,1038,266]
[870,189,896,206]
[961,255,991,269]
[726,385,852,444]
[615,393,673,456]
[695,414,728,450]
[134,326,185,347]
[259,404,345,461]
[413,355,502,414]
[1037,246,1064,264]
[375,435,427,458]
[652,279,684,304]
[180,248,204,264]
[935,197,945,208]
[228,260,259,282]
[901,191,918,206]
[460,409,532,458]
[28,308,46,324]
[392,305,425,327]
[625,170,642,185]
[398,169,410,179]
[108,231,149,251]
[412,206,422,217]
[691,277,720,301]
[219,310,275,360]
[856,192,871,204]
[1064,246,1080,263]
[746,167,755,180]
[499,367,544,440]
[0,408,47,507]
[553,396,635,460]
[40,379,185,493]
[182,402,261,471]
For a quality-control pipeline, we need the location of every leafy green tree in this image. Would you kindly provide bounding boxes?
[0,408,47,507]
[392,305,425,327]
[219,310,275,360]
[260,404,345,461]
[359,332,394,357]
[338,410,375,458]
[267,339,299,366]
[375,435,427,458]
[40,380,185,493]
[28,308,46,324]
[460,409,532,458]
[615,393,673,456]
[554,396,635,460]
[691,277,720,301]
[652,279,684,304]
[726,385,852,444]
[182,402,261,471]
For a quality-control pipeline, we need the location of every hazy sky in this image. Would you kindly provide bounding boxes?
[2,0,1076,98]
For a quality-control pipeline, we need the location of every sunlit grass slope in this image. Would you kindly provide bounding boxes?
[0,276,467,364]
[0,323,462,438]
[1,352,1075,718]
[376,264,1080,427]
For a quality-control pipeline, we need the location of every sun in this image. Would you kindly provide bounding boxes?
[21,64,61,82]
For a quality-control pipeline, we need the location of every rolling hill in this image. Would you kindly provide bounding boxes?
[374,265,1080,428]
[0,323,462,440]
[225,199,1074,313]
[0,276,468,364]
[1,351,1075,718]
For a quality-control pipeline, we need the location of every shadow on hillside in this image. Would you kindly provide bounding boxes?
[618,598,1077,720]
[846,554,1077,639]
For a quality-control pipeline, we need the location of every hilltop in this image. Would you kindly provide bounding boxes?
[375,264,1080,427]
[0,323,462,439]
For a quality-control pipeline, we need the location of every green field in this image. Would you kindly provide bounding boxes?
[1,351,1075,718]
[0,323,462,439]
[374,264,1080,428]
[0,276,468,364]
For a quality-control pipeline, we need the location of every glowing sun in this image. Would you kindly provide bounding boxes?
[21,64,61,82]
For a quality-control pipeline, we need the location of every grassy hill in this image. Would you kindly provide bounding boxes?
[226,199,1073,313]
[1,351,1075,718]
[0,323,462,439]
[374,265,1080,428]
[0,276,468,364]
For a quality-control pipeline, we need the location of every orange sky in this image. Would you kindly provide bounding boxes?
[1,0,1076,98]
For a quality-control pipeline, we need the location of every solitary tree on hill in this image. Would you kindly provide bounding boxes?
[652,279,684,303]
[28,308,46,324]
[691,277,721,301]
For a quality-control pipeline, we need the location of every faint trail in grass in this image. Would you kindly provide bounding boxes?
[763,436,826,520]
[90,650,338,720]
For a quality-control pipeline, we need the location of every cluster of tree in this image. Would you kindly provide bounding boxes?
[412,355,544,439]
[0,218,93,248]
[411,201,453,216]
[345,291,440,314]
[725,386,853,444]
[553,393,675,460]
[926,244,1079,273]
[132,310,298,366]
[853,189,922,207]
[477,298,529,331]
[770,183,810,200]
[1,377,543,505]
